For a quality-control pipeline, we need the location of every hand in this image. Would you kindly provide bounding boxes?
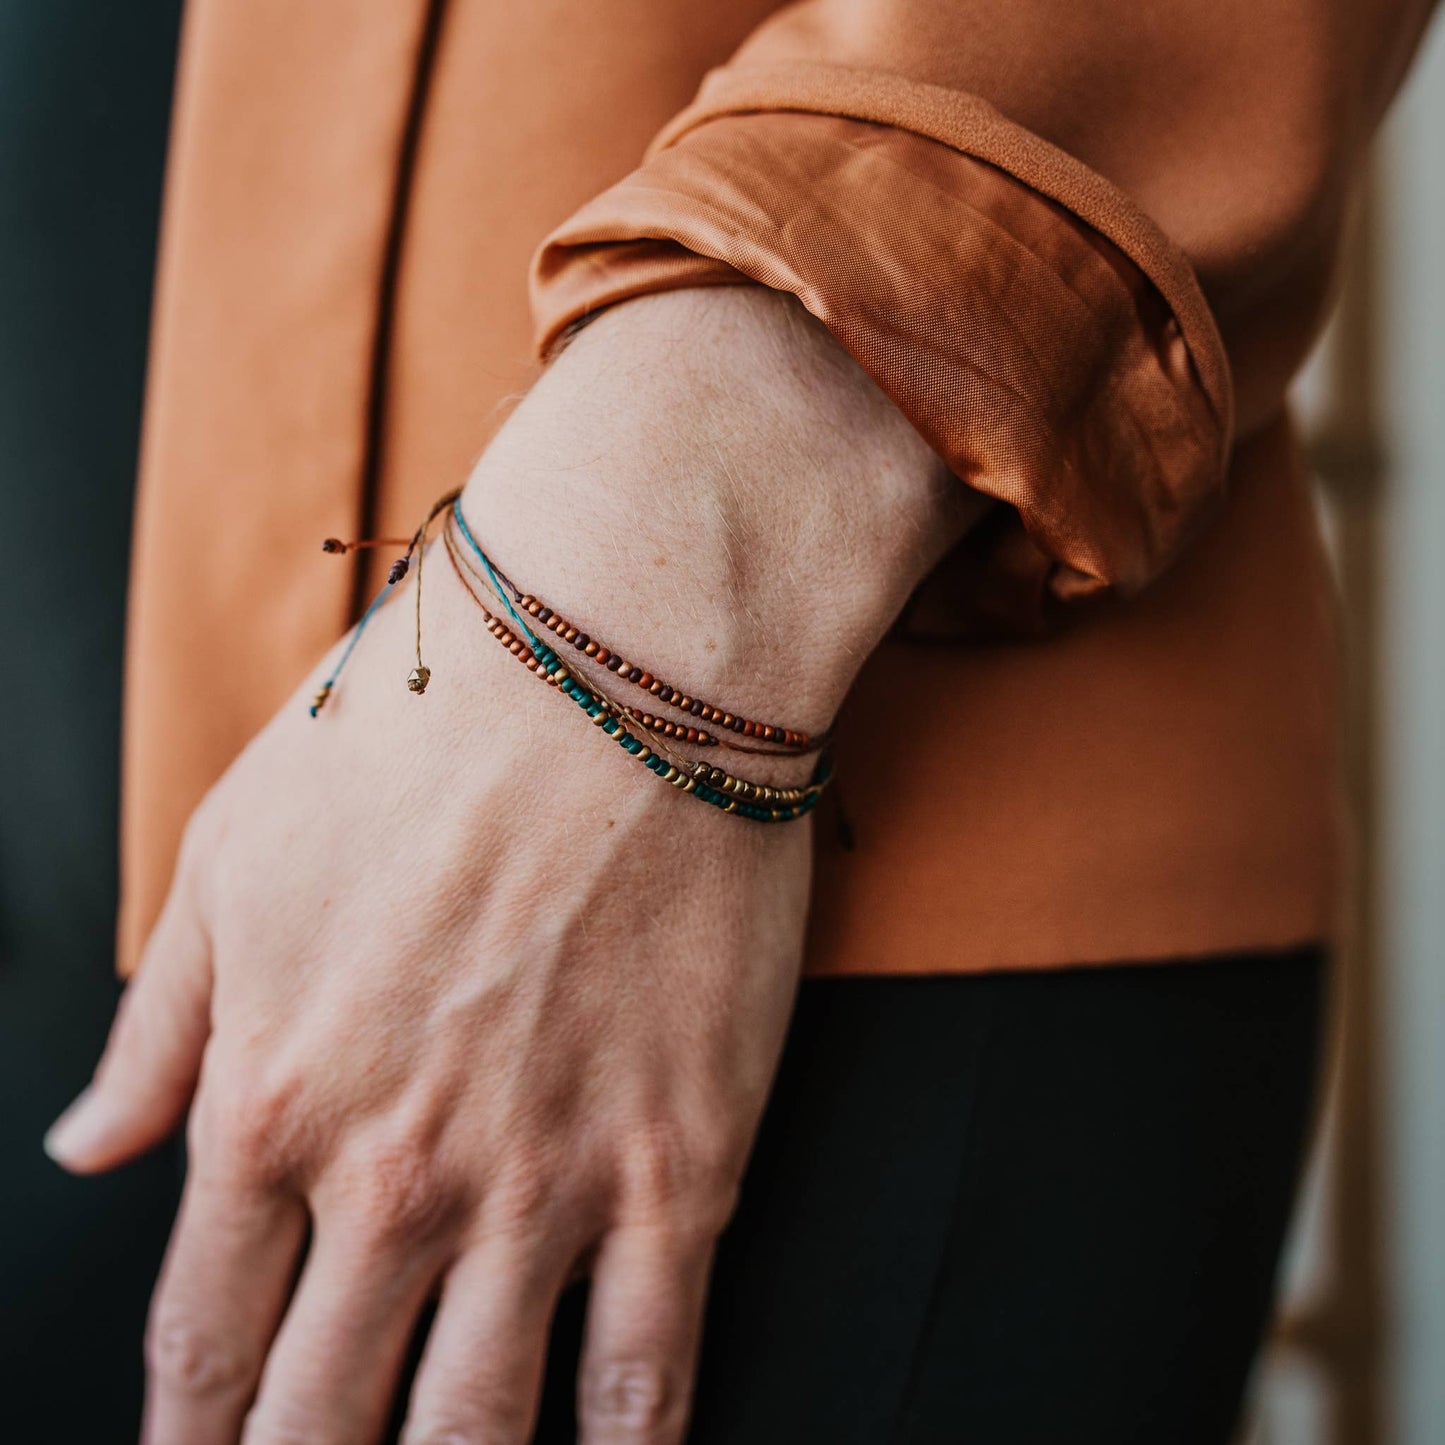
[46,288,977,1443]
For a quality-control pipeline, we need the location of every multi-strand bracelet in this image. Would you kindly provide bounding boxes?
[313,491,831,824]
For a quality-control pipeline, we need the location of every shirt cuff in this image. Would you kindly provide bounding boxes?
[531,62,1233,629]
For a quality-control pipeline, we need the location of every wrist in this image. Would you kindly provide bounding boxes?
[460,287,979,729]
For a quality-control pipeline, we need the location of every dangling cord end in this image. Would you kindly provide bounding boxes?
[306,580,397,719]
[405,489,461,696]
[321,535,410,556]
[312,490,460,712]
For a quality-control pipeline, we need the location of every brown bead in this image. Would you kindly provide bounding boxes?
[584,641,599,656]
[537,607,551,623]
[606,655,623,672]
[687,699,703,716]
[638,673,654,689]
[658,685,673,703]
[564,626,579,642]
[321,537,346,553]
[521,596,537,612]
[627,667,643,684]
[575,633,589,649]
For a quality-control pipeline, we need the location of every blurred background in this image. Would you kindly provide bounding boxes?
[0,5,1440,1442]
[1241,15,1445,1444]
[0,1,186,1436]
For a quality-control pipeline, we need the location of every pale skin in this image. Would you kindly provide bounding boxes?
[45,287,986,1444]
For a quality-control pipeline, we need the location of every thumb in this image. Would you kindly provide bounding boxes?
[45,865,214,1174]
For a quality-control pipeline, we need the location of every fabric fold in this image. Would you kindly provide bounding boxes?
[531,72,1234,627]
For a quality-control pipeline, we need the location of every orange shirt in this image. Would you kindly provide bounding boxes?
[119,0,1439,978]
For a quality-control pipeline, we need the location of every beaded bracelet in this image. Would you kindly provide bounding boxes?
[441,526,827,815]
[478,552,823,754]
[440,510,812,758]
[312,491,830,824]
[444,498,830,772]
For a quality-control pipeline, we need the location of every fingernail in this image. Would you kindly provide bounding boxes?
[43,1085,105,1169]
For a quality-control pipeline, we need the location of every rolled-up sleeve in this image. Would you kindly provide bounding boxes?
[531,55,1234,628]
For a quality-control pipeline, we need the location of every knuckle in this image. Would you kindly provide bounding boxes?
[243,1403,349,1445]
[403,1359,536,1443]
[403,1400,530,1445]
[580,1358,678,1435]
[619,1120,740,1232]
[344,1135,458,1248]
[190,1072,300,1188]
[483,1144,565,1236]
[145,1305,255,1400]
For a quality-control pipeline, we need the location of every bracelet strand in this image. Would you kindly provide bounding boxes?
[311,490,831,823]
[441,526,827,812]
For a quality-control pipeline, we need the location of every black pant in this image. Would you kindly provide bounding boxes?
[528,948,1325,1444]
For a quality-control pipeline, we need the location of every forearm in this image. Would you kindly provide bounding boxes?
[464,286,986,741]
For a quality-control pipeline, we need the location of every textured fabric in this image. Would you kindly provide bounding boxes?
[118,0,1439,978]
[534,104,1228,628]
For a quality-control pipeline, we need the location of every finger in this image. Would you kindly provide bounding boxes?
[44,861,213,1173]
[241,1203,448,1444]
[576,1224,717,1445]
[399,1227,574,1444]
[142,1174,308,1445]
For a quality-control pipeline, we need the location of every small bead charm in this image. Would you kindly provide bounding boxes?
[388,557,410,585]
[407,665,431,694]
